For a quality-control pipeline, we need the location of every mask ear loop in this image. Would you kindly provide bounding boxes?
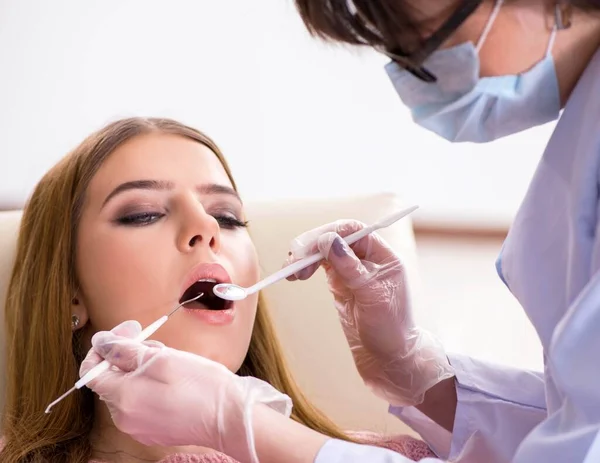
[475,0,504,53]
[545,24,558,57]
[545,1,569,57]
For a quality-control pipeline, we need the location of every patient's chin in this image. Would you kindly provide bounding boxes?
[148,323,251,374]
[208,352,245,373]
[183,346,248,374]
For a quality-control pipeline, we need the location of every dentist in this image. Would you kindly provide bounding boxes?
[80,0,600,461]
[285,0,600,461]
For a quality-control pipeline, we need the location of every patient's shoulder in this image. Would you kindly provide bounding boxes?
[90,453,236,463]
[91,453,237,463]
[158,454,236,463]
[2,439,236,463]
[349,431,435,461]
[4,434,432,463]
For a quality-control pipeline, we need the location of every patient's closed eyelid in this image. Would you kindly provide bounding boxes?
[204,199,244,219]
[113,201,162,216]
[114,211,165,226]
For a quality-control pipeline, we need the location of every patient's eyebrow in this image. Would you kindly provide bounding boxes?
[102,180,242,208]
[103,179,174,208]
[196,184,242,203]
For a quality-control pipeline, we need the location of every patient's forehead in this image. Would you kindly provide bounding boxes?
[85,133,234,209]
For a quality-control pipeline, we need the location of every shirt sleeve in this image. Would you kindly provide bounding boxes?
[389,354,547,462]
[314,438,444,463]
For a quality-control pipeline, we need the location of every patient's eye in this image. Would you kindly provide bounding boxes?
[214,214,248,230]
[116,212,165,226]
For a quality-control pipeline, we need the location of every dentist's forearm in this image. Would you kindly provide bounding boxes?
[415,376,458,432]
[252,405,329,463]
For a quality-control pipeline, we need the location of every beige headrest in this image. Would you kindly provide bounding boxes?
[0,211,21,422]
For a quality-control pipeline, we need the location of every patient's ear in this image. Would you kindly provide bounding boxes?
[71,294,89,331]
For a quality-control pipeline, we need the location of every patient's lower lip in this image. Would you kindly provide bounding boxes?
[184,306,235,325]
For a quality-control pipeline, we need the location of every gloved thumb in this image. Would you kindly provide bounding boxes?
[317,232,371,288]
[79,320,144,377]
[91,333,163,373]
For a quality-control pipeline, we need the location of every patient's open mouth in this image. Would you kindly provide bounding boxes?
[180,279,232,311]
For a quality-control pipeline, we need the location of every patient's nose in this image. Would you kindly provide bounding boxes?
[177,204,221,254]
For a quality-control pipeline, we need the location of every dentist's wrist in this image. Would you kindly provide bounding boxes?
[415,376,458,432]
[252,404,329,463]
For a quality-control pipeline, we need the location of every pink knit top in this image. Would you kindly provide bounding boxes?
[88,432,434,462]
[3,432,434,462]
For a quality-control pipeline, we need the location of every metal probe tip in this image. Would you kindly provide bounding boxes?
[45,386,76,414]
[167,292,203,317]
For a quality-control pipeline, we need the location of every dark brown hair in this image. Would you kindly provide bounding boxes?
[295,0,425,53]
[294,0,600,54]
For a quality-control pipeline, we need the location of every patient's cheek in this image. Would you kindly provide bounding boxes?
[239,245,260,285]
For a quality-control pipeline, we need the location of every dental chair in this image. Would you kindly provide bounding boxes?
[0,193,420,435]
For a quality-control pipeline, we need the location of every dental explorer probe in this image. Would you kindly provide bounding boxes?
[44,293,203,414]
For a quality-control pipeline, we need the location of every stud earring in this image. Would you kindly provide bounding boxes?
[71,314,80,330]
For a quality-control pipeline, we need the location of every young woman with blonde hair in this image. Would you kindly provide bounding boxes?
[0,117,432,462]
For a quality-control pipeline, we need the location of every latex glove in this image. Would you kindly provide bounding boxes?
[80,321,292,463]
[287,220,454,407]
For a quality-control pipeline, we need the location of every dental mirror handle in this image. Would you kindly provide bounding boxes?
[244,204,418,296]
[74,315,168,389]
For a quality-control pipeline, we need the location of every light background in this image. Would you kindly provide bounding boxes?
[0,0,555,231]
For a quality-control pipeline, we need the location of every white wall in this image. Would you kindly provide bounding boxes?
[416,235,543,372]
[0,0,555,229]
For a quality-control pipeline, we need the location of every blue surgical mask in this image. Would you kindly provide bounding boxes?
[384,0,561,143]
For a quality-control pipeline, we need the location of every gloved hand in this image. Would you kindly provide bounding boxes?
[286,220,454,407]
[80,321,292,463]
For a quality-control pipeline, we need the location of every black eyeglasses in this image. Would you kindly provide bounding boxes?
[386,0,484,83]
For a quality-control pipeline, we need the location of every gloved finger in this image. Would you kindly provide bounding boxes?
[330,221,402,266]
[89,323,140,351]
[285,223,333,281]
[92,334,162,373]
[283,254,321,282]
[317,232,373,289]
[80,332,136,378]
[329,221,369,259]
[109,320,142,338]
[143,340,165,348]
[285,220,367,281]
[80,347,105,377]
[289,222,340,258]
[79,321,143,377]
[289,219,364,255]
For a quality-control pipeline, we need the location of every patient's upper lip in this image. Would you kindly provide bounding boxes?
[180,262,232,299]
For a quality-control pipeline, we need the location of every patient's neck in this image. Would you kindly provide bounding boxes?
[90,398,211,462]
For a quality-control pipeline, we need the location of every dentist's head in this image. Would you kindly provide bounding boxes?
[294,0,600,142]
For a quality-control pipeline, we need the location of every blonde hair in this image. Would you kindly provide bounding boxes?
[1,117,354,462]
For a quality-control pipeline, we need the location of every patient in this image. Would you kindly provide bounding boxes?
[0,117,434,462]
